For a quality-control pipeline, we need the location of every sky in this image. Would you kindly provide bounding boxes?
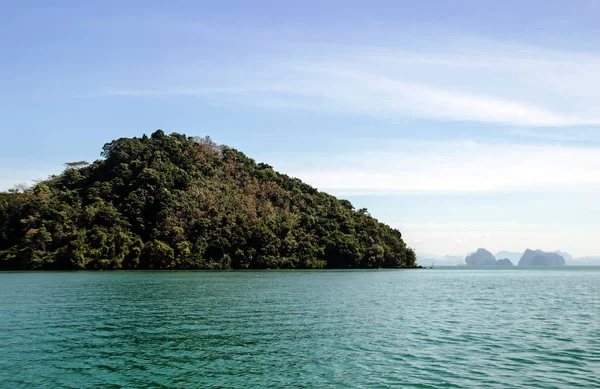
[2,0,600,257]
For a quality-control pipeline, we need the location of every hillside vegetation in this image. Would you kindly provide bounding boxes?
[0,131,415,270]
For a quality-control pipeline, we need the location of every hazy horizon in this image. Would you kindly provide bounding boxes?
[2,1,600,256]
[417,249,600,262]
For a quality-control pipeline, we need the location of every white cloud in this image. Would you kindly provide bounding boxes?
[274,68,596,127]
[507,128,600,142]
[401,221,600,258]
[280,140,600,195]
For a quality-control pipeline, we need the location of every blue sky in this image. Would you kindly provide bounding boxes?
[2,0,600,257]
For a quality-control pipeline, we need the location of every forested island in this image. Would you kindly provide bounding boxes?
[0,131,416,270]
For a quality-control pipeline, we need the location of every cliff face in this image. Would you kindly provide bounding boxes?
[518,249,565,266]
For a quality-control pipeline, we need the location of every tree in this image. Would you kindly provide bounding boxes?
[64,161,90,169]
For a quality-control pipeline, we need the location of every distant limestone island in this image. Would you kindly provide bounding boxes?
[418,250,600,267]
[464,248,566,267]
[465,249,514,266]
[0,131,417,270]
[518,249,566,266]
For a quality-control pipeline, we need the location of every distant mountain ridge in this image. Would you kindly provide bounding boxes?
[495,251,522,263]
[570,256,600,266]
[416,253,464,266]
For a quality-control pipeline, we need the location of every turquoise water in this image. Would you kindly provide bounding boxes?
[1,268,599,388]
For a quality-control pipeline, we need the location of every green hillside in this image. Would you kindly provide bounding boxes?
[0,131,415,270]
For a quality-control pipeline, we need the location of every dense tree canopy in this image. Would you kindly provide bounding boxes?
[0,131,416,270]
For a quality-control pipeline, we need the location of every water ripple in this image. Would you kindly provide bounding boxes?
[1,269,599,388]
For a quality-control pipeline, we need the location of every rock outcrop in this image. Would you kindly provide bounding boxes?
[518,249,566,266]
[495,258,513,266]
[465,249,514,266]
[465,249,497,266]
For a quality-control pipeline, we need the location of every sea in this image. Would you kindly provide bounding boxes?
[1,268,599,388]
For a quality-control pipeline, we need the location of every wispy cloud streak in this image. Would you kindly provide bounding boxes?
[104,39,600,127]
[277,141,600,195]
